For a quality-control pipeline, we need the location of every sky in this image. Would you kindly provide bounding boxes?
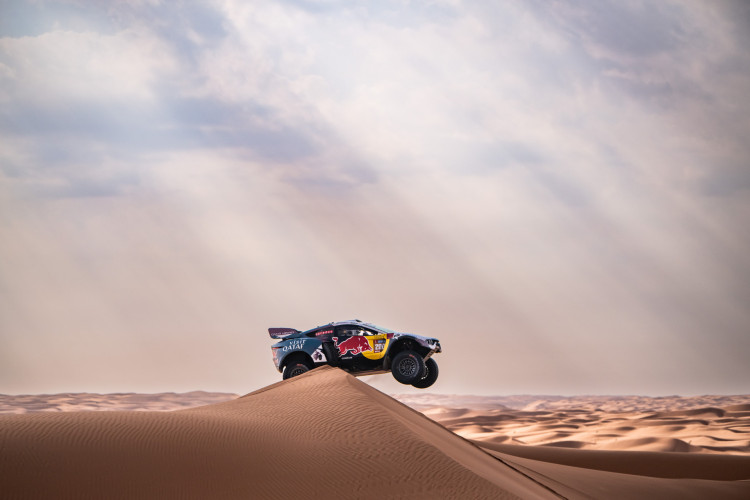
[1,0,749,397]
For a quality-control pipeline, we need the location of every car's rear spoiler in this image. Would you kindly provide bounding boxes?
[268,327,300,339]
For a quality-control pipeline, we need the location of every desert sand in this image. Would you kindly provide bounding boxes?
[0,391,238,414]
[419,402,750,455]
[1,367,749,499]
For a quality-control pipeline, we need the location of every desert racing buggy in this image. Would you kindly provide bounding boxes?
[269,320,441,389]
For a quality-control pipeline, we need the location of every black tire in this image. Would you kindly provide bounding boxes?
[391,350,426,384]
[412,358,438,389]
[283,361,312,380]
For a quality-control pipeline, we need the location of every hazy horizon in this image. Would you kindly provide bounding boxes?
[2,1,749,397]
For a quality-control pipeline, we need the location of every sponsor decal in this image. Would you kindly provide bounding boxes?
[333,336,373,356]
[312,347,326,362]
[282,339,306,351]
[269,327,298,338]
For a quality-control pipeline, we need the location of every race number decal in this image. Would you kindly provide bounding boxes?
[362,334,391,360]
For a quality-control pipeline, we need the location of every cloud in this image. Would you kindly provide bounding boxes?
[0,10,359,198]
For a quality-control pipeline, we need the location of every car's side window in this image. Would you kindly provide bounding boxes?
[334,325,354,337]
[334,325,376,336]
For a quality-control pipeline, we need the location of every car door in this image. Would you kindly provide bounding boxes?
[311,327,337,365]
[361,330,391,361]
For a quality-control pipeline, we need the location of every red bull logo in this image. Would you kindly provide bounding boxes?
[333,336,373,356]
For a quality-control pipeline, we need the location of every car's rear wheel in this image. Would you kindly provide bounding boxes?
[412,358,438,389]
[283,361,312,380]
[391,350,426,384]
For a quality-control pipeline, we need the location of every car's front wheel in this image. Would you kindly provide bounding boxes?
[283,361,312,380]
[412,358,438,389]
[391,350,426,384]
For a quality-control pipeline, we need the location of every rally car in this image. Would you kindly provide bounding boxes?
[269,319,441,388]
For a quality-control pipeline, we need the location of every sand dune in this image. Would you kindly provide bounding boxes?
[0,391,238,413]
[396,393,750,413]
[2,368,749,499]
[486,447,750,500]
[424,401,750,455]
[477,442,750,480]
[0,368,554,499]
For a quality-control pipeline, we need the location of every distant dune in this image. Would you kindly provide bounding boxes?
[1,368,749,499]
[393,393,750,413]
[414,396,750,456]
[0,391,238,414]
